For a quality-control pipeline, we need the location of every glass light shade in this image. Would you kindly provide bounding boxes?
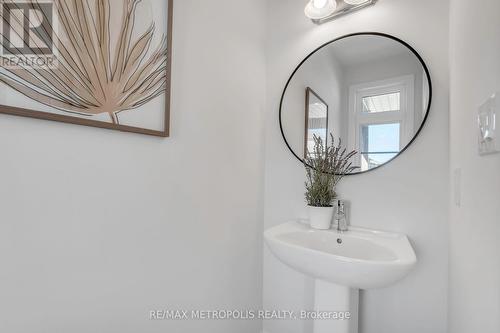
[344,0,370,5]
[312,0,328,8]
[305,0,337,20]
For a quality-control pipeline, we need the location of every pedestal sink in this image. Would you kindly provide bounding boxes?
[264,221,417,333]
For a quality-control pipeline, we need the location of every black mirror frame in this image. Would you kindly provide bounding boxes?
[279,32,433,176]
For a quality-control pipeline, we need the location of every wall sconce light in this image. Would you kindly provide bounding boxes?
[305,0,377,24]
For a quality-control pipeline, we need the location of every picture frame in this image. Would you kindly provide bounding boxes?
[304,87,329,157]
[0,0,173,137]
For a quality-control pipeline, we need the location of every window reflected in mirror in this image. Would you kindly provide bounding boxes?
[360,123,400,171]
[349,76,413,171]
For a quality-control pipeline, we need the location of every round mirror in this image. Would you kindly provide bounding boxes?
[280,33,432,175]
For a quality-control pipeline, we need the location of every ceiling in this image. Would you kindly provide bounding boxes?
[326,36,411,67]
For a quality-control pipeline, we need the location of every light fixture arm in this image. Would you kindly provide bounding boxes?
[307,0,378,25]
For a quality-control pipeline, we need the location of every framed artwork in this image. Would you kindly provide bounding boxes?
[0,0,173,137]
[304,87,328,157]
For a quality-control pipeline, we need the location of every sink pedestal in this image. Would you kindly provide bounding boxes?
[313,279,359,333]
[265,222,417,332]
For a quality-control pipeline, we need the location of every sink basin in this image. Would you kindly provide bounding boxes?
[265,221,417,289]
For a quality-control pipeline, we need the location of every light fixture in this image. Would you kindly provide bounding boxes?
[304,0,337,20]
[305,0,378,24]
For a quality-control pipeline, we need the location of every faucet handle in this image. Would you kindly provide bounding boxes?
[336,200,345,213]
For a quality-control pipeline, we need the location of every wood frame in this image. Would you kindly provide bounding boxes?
[0,0,173,137]
[304,87,329,157]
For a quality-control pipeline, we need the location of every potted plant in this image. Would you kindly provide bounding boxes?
[304,134,358,230]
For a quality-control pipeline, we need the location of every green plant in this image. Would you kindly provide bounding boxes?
[304,134,358,207]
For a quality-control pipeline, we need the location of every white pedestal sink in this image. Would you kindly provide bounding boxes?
[264,221,417,333]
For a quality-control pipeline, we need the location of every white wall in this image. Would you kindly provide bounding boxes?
[0,1,266,333]
[263,1,449,333]
[449,1,500,332]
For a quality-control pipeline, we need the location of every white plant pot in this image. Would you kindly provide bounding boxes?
[308,206,334,230]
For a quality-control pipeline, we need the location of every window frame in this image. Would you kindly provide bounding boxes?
[348,75,415,168]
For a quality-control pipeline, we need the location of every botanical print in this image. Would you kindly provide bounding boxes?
[0,0,172,136]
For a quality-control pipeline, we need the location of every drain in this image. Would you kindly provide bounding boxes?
[337,238,343,244]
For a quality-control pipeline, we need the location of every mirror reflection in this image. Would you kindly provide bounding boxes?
[305,87,329,157]
[280,34,431,174]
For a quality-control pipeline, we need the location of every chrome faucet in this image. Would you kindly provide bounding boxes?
[335,200,348,233]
